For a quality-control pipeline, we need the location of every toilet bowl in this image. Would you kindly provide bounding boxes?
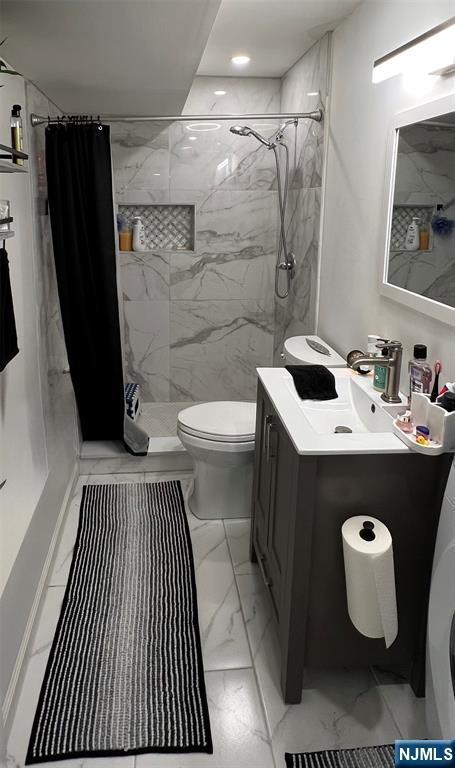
[177,401,256,520]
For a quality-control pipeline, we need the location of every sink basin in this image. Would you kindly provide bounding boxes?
[257,367,408,455]
[285,372,394,435]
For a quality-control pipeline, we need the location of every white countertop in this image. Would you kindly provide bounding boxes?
[257,367,410,456]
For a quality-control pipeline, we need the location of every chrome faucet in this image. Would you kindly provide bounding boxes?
[348,341,403,404]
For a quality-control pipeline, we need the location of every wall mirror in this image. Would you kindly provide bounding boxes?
[381,94,455,325]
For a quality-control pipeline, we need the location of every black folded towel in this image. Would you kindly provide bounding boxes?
[0,248,19,372]
[286,364,338,401]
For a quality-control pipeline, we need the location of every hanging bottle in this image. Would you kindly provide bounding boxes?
[10,105,24,166]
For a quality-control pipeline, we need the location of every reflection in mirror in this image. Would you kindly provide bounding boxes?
[387,111,455,309]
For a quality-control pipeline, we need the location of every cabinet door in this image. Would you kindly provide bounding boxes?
[252,386,276,579]
[266,416,296,616]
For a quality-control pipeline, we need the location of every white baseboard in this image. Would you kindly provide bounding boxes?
[1,461,79,728]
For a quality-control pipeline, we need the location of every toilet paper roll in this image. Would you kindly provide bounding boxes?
[342,516,398,648]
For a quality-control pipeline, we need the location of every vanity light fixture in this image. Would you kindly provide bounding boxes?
[231,54,250,66]
[373,17,455,83]
[214,90,227,96]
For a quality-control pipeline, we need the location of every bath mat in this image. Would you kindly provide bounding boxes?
[285,745,395,768]
[26,481,212,764]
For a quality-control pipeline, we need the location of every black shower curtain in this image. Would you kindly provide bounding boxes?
[46,123,147,452]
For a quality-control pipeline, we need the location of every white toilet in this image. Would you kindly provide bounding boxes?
[177,401,256,520]
[283,334,346,366]
[178,335,344,520]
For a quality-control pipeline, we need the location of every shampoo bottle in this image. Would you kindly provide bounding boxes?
[404,217,420,251]
[408,344,432,401]
[132,216,146,252]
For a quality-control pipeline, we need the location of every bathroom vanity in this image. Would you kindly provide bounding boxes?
[251,368,452,704]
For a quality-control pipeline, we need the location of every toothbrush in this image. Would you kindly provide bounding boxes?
[430,360,442,402]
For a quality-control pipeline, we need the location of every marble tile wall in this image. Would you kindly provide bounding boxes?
[111,78,280,402]
[274,34,330,363]
[389,121,455,308]
[112,41,330,401]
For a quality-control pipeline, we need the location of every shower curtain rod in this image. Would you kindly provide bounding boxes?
[30,110,323,127]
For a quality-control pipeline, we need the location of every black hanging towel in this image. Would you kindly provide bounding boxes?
[45,123,148,453]
[0,247,19,372]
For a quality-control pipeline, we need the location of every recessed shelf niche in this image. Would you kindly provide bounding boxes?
[118,204,195,251]
[390,204,434,252]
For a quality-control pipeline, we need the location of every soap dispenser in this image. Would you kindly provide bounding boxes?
[404,217,420,251]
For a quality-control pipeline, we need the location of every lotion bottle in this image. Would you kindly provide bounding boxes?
[404,217,420,251]
[132,216,146,252]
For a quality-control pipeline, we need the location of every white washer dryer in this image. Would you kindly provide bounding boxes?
[426,457,455,738]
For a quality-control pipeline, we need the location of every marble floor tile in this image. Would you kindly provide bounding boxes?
[188,512,252,671]
[84,472,146,484]
[136,668,274,768]
[236,573,401,760]
[377,684,428,739]
[48,499,80,587]
[224,519,257,575]
[371,668,428,739]
[7,586,135,768]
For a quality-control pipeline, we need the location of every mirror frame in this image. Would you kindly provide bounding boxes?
[380,93,455,327]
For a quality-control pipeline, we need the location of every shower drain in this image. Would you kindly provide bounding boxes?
[334,425,353,434]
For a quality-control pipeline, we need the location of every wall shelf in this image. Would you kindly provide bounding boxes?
[0,230,15,240]
[0,144,29,173]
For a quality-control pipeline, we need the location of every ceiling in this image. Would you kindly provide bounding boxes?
[0,0,362,115]
[197,0,362,78]
[0,0,221,114]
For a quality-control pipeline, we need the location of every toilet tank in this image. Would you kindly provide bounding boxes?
[283,335,346,367]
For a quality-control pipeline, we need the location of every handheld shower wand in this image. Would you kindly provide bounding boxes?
[229,125,273,148]
[230,121,296,298]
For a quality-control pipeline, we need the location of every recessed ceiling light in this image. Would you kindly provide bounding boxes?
[188,136,197,141]
[182,146,193,150]
[153,172,161,176]
[307,91,318,96]
[214,90,227,96]
[231,55,250,66]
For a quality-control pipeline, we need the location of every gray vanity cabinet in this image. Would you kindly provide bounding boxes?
[251,390,299,620]
[251,379,452,706]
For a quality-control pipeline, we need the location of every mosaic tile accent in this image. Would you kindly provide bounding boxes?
[119,204,195,251]
[390,205,434,251]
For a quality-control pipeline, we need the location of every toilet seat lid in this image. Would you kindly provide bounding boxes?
[178,401,256,443]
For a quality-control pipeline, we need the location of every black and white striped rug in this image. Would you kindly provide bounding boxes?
[285,745,395,768]
[26,481,212,764]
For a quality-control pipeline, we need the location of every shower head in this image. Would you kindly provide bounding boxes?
[229,124,272,148]
[230,125,250,136]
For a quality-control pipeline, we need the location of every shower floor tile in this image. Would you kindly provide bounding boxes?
[138,401,197,437]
